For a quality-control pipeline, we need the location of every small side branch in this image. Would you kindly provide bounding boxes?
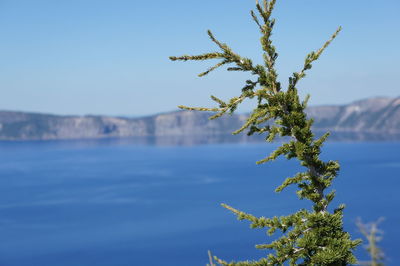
[289,27,342,89]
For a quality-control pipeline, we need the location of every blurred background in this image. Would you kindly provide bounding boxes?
[0,0,398,265]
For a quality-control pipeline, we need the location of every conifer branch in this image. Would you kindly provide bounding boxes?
[289,27,342,89]
[199,60,229,77]
[177,106,220,112]
[171,1,360,264]
[178,94,247,120]
[169,52,224,61]
[232,109,268,135]
[250,10,263,31]
[210,95,227,107]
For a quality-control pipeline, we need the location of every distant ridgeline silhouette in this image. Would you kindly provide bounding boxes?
[0,96,399,142]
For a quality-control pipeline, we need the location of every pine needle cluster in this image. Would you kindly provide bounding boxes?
[170,0,361,264]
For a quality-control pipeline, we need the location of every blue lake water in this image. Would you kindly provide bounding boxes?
[0,139,398,265]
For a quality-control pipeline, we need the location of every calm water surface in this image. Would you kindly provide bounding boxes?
[0,140,398,265]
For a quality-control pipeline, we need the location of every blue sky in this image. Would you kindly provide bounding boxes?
[0,0,399,116]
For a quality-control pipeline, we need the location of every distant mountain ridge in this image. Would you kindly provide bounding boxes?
[0,96,399,142]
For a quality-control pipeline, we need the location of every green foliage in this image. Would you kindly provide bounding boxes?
[170,0,360,264]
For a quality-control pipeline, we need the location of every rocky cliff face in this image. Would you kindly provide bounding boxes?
[308,97,400,133]
[0,113,148,140]
[0,97,399,141]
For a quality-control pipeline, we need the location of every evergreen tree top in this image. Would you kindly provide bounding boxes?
[170,0,361,264]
